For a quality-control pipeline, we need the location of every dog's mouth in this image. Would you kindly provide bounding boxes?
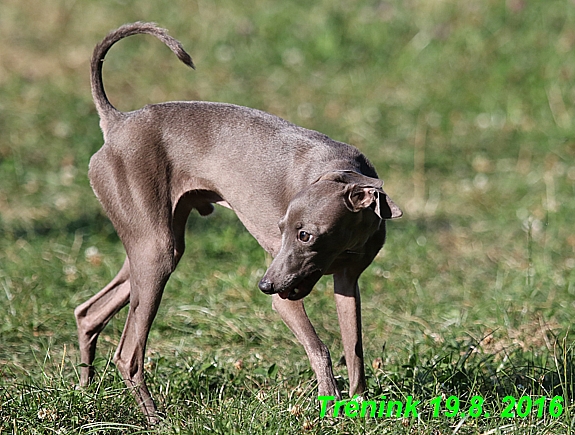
[277,270,323,301]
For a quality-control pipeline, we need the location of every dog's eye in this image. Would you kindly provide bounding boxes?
[298,230,312,243]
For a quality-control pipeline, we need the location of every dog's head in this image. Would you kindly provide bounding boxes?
[258,170,402,300]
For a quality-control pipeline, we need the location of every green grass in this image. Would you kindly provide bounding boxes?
[2,0,575,433]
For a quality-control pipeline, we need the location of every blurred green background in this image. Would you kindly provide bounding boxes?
[1,0,575,433]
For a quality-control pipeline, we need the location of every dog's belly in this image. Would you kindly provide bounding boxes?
[173,186,281,256]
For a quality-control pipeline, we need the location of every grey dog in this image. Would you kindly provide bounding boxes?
[74,22,402,423]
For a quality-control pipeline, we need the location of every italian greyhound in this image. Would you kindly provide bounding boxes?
[74,22,402,424]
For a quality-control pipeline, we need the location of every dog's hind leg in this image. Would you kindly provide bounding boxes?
[80,154,198,424]
[112,229,176,424]
[75,257,131,386]
[74,202,191,388]
[75,193,192,424]
[113,198,194,423]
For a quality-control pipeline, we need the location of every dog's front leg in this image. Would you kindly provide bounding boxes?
[271,294,341,399]
[333,271,366,397]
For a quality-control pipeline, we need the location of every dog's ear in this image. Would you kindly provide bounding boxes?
[373,190,403,220]
[320,170,403,220]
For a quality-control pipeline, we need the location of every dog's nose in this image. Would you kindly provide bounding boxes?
[258,278,274,294]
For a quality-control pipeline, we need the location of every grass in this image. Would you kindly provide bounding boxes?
[1,0,575,433]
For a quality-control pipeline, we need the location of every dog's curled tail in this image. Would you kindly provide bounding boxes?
[91,22,195,120]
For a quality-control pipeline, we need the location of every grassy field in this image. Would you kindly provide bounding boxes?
[1,0,575,433]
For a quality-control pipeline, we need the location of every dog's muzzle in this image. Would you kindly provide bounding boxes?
[258,271,323,300]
